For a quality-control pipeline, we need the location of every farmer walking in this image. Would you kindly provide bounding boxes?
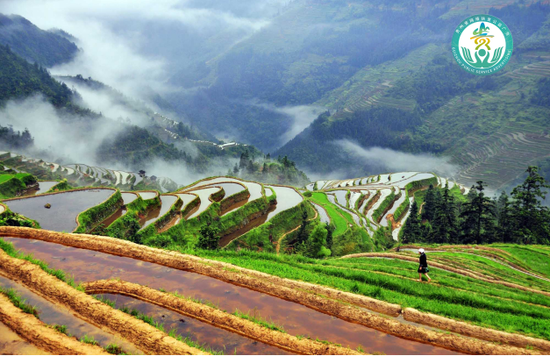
[418,248,431,282]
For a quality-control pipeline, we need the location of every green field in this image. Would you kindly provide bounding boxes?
[196,245,550,341]
[310,192,354,236]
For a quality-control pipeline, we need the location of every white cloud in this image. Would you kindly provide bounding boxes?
[1,0,275,99]
[335,140,459,177]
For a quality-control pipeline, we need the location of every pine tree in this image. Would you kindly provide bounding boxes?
[402,200,421,243]
[421,185,437,221]
[460,181,496,244]
[295,210,310,245]
[430,187,458,243]
[325,222,334,249]
[511,166,550,244]
[496,191,515,243]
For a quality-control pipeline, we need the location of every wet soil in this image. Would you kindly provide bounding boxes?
[0,248,206,355]
[3,236,455,355]
[95,293,288,355]
[0,321,49,355]
[0,274,141,354]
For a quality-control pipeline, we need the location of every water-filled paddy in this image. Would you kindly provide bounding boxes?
[2,236,455,355]
[187,188,221,219]
[265,186,302,222]
[95,293,287,355]
[0,275,140,354]
[140,195,178,230]
[4,189,115,232]
[22,181,58,196]
[311,202,330,224]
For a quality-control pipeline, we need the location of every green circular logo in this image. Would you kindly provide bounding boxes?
[451,15,513,75]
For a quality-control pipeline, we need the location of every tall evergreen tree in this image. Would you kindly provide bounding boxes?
[511,166,550,244]
[430,187,459,243]
[460,181,496,244]
[496,191,515,243]
[421,185,437,221]
[402,200,421,243]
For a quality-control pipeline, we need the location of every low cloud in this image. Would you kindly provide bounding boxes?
[276,105,325,146]
[335,140,459,177]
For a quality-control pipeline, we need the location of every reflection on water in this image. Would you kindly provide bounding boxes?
[265,186,303,222]
[5,189,115,232]
[3,236,458,355]
[0,274,141,354]
[95,293,288,355]
[22,181,58,197]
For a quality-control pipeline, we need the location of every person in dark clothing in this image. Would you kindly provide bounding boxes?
[418,248,432,282]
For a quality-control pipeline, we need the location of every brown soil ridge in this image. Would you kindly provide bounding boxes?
[0,248,208,355]
[0,228,541,355]
[0,293,108,355]
[0,227,400,317]
[84,279,360,355]
[403,308,550,352]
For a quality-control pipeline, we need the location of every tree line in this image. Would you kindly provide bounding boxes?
[402,166,550,245]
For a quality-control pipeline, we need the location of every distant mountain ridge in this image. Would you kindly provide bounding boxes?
[0,13,78,67]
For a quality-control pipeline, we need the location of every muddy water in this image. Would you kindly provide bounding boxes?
[95,293,288,355]
[22,181,59,196]
[0,321,50,355]
[265,186,303,222]
[5,189,115,232]
[3,237,457,355]
[140,195,178,230]
[0,275,141,354]
[221,198,249,216]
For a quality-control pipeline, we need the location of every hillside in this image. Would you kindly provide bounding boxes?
[276,3,550,190]
[0,13,77,67]
[163,0,550,190]
[1,157,550,354]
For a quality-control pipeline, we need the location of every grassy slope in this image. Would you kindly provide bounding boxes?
[310,192,353,236]
[196,245,550,341]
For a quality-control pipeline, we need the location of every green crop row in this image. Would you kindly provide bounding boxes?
[194,249,550,340]
[372,190,396,223]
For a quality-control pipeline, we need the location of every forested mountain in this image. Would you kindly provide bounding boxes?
[275,2,550,190]
[0,20,308,186]
[162,0,550,190]
[0,13,77,67]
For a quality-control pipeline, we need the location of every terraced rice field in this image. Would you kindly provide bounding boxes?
[4,189,115,232]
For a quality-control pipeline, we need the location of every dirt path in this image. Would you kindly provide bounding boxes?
[0,249,207,355]
[275,202,318,254]
[0,294,108,355]
[84,279,360,355]
[0,227,543,355]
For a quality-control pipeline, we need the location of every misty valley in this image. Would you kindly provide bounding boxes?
[1,1,550,355]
